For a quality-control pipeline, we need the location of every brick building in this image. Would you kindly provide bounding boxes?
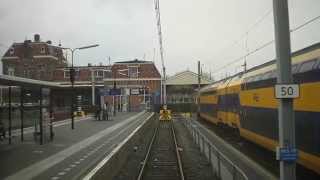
[104,59,161,112]
[1,35,161,113]
[51,59,161,113]
[1,34,67,81]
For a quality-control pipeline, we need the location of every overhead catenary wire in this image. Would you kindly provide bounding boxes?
[210,9,273,60]
[211,13,320,76]
[290,14,320,32]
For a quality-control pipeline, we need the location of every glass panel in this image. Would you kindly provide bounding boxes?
[299,59,316,73]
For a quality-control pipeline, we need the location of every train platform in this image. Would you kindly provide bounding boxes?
[187,117,277,180]
[0,111,152,180]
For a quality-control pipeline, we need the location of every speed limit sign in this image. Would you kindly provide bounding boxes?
[275,84,300,99]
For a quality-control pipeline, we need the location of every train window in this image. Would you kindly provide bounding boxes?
[246,76,255,83]
[298,59,316,73]
[268,70,277,79]
[313,58,320,70]
[292,63,300,74]
[253,75,262,82]
[261,72,271,80]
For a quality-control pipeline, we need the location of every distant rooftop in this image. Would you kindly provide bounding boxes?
[115,59,153,64]
[166,70,213,85]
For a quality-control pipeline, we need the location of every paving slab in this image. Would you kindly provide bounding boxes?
[0,111,150,180]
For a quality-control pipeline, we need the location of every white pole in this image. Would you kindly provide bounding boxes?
[143,86,146,104]
[91,69,95,106]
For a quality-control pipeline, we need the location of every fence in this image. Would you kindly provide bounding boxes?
[183,118,248,180]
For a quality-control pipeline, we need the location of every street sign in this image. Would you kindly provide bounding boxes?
[276,147,298,162]
[109,88,121,96]
[99,89,109,96]
[125,88,130,95]
[275,84,299,99]
[130,88,140,95]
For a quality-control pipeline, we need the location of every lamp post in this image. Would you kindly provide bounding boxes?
[62,44,99,129]
[117,69,129,112]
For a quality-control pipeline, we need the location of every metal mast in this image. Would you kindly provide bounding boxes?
[273,0,296,179]
[154,0,167,105]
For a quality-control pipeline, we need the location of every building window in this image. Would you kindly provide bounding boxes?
[128,66,139,78]
[40,47,46,54]
[64,70,69,78]
[8,67,15,76]
[9,48,14,55]
[23,70,27,77]
[104,70,112,78]
[95,70,104,78]
[64,69,79,79]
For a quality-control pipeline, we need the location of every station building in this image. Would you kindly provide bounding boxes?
[165,70,212,112]
[1,35,161,116]
[1,34,67,81]
[104,59,161,112]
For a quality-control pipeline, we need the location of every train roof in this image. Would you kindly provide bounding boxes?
[199,42,320,93]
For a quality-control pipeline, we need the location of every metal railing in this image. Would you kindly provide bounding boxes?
[183,118,248,180]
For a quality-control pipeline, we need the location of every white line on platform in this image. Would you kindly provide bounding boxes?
[11,116,93,136]
[4,112,146,180]
[83,112,154,180]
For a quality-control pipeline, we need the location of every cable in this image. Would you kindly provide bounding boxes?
[211,40,274,75]
[211,13,320,76]
[290,14,320,32]
[210,9,272,60]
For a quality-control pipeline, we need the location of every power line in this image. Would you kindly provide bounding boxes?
[211,39,274,75]
[209,9,272,60]
[211,13,320,77]
[290,14,320,32]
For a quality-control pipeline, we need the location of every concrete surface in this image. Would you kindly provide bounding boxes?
[0,111,150,180]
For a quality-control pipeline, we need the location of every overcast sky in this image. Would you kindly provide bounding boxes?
[0,0,320,79]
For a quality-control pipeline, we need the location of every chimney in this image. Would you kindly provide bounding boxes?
[34,34,40,42]
[46,40,52,44]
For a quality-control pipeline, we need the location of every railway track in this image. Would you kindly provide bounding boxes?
[137,120,184,180]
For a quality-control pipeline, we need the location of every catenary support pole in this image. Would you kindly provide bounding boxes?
[8,86,12,145]
[91,69,95,106]
[197,61,201,117]
[39,87,43,145]
[273,0,296,180]
[20,87,24,141]
[71,50,75,129]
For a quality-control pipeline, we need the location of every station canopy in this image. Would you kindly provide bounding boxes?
[0,74,62,88]
[166,70,212,86]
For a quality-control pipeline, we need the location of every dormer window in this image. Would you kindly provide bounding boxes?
[40,47,45,54]
[8,67,15,76]
[9,48,14,55]
[128,66,139,78]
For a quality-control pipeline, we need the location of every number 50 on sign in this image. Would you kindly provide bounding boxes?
[275,84,300,99]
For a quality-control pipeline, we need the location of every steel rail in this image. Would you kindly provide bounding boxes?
[136,123,159,180]
[171,121,185,180]
[137,121,184,180]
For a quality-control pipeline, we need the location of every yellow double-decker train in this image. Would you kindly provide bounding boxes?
[198,42,320,175]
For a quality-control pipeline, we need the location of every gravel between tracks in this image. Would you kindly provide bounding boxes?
[113,118,216,180]
[113,120,157,180]
[173,119,217,180]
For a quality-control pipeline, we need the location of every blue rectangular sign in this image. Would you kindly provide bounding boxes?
[279,148,298,162]
[109,88,121,96]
